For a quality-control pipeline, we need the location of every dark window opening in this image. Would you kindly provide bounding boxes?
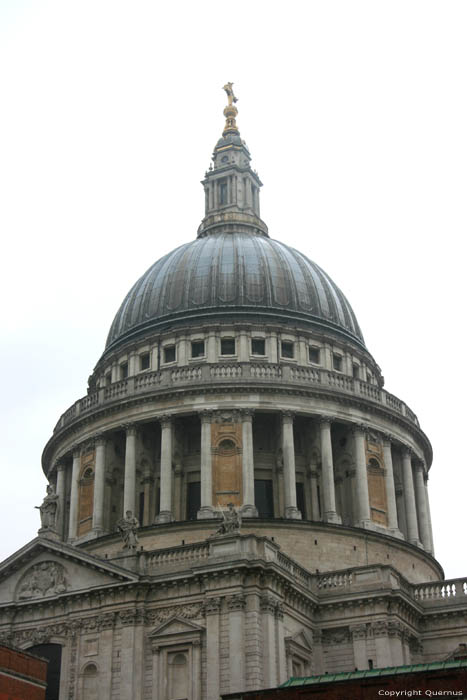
[163,345,176,363]
[191,340,205,358]
[254,480,274,518]
[296,482,305,519]
[187,482,201,520]
[105,373,111,387]
[333,354,342,371]
[368,659,374,669]
[139,491,144,524]
[281,341,294,359]
[219,181,228,205]
[309,346,320,364]
[120,362,128,379]
[352,363,360,379]
[140,353,150,370]
[251,338,265,355]
[28,643,62,700]
[221,337,235,355]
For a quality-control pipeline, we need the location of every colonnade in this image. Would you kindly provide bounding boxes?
[54,411,433,554]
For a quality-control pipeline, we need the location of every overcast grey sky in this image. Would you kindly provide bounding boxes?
[1,1,466,579]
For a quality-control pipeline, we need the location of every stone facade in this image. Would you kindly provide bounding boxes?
[0,89,466,699]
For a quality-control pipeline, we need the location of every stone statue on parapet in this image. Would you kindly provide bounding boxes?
[215,503,241,535]
[117,510,140,550]
[35,484,59,531]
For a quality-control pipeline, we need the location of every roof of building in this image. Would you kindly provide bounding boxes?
[105,232,365,351]
[280,658,467,686]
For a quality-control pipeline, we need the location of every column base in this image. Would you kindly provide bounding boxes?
[197,506,221,520]
[410,538,422,548]
[155,511,174,524]
[389,528,404,540]
[285,506,302,520]
[241,504,258,518]
[324,512,342,524]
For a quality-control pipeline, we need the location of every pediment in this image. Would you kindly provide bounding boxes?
[149,616,205,639]
[285,628,314,653]
[0,536,138,604]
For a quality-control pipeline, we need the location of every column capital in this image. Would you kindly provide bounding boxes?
[240,408,254,422]
[318,415,333,427]
[158,414,172,428]
[381,432,394,446]
[402,446,414,459]
[94,432,107,448]
[55,462,65,473]
[351,423,367,437]
[281,411,295,423]
[71,443,82,459]
[413,459,426,473]
[198,409,214,424]
[122,422,138,436]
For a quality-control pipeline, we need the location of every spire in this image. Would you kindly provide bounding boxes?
[197,84,269,239]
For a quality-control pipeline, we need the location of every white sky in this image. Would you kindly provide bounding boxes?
[0,1,466,579]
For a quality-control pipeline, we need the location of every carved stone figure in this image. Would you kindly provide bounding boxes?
[35,484,59,530]
[117,510,139,550]
[16,561,67,600]
[215,503,241,535]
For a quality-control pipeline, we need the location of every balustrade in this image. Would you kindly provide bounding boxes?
[413,578,467,602]
[53,361,419,433]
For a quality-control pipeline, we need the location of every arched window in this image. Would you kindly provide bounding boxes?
[82,662,99,700]
[78,456,95,536]
[368,457,388,525]
[168,652,188,699]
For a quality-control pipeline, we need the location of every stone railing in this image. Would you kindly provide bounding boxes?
[412,579,467,603]
[144,542,210,572]
[53,362,419,433]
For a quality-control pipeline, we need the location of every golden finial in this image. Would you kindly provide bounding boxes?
[222,82,239,136]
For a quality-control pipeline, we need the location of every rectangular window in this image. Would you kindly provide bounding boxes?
[281,341,294,359]
[352,363,360,379]
[187,482,201,520]
[191,340,205,358]
[105,373,111,387]
[140,353,150,371]
[309,346,320,364]
[254,480,274,518]
[219,181,228,205]
[251,338,265,355]
[120,362,128,379]
[333,354,342,371]
[296,482,306,519]
[139,491,145,525]
[163,345,176,363]
[220,337,236,355]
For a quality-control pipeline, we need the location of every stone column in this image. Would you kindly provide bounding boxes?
[310,469,321,521]
[241,410,258,517]
[228,594,246,692]
[261,595,278,687]
[156,415,173,523]
[276,603,287,684]
[424,474,435,555]
[68,447,81,541]
[55,463,66,538]
[238,327,249,362]
[204,597,221,700]
[413,461,432,553]
[382,436,401,534]
[281,412,301,519]
[402,449,421,546]
[123,425,137,517]
[351,625,368,670]
[92,435,107,534]
[198,411,214,519]
[319,418,340,523]
[352,425,371,527]
[142,474,154,526]
[173,466,183,521]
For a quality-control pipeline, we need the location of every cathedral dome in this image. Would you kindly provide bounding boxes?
[105,232,364,351]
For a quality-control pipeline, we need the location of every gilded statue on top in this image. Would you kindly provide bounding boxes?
[223,82,238,106]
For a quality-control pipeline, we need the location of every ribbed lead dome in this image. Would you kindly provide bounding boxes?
[105,232,364,351]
